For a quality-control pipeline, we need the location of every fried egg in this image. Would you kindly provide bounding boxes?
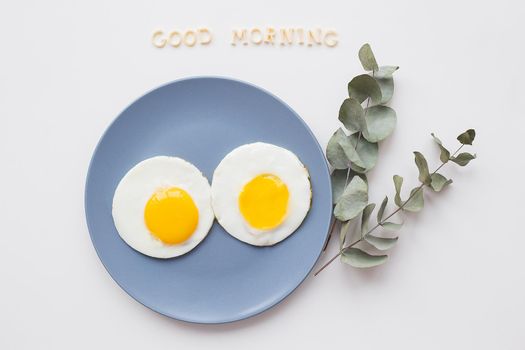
[112,156,214,258]
[211,142,311,246]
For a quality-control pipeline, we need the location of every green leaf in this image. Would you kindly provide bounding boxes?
[358,43,378,71]
[338,98,365,133]
[377,196,388,222]
[348,133,378,173]
[361,203,376,235]
[349,163,367,174]
[404,187,424,212]
[393,175,404,207]
[331,169,347,204]
[457,129,476,145]
[341,248,388,268]
[333,176,369,221]
[340,220,351,248]
[374,66,399,79]
[348,74,382,105]
[362,105,397,142]
[338,136,366,169]
[414,151,431,185]
[431,133,451,163]
[451,152,476,166]
[375,76,394,104]
[350,171,368,186]
[393,176,424,212]
[332,170,369,205]
[326,128,350,169]
[430,173,453,192]
[381,222,403,231]
[365,235,398,250]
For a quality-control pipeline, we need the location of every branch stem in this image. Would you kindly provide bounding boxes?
[314,144,464,276]
[323,107,367,251]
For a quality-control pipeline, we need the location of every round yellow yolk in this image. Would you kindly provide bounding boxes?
[144,187,199,244]
[238,174,289,230]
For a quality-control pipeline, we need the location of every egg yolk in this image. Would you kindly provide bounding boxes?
[238,174,289,230]
[144,187,198,244]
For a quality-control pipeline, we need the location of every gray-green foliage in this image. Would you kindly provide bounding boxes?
[339,98,364,133]
[327,43,398,176]
[435,130,476,166]
[335,129,476,270]
[347,75,382,105]
[341,248,388,268]
[431,133,450,162]
[331,169,348,204]
[348,133,378,173]
[414,152,431,185]
[358,44,378,71]
[362,106,397,143]
[430,173,452,192]
[326,128,352,169]
[365,235,398,250]
[457,129,476,145]
[451,152,476,166]
[322,44,477,272]
[325,43,400,269]
[333,176,368,221]
[361,203,376,235]
[377,196,388,222]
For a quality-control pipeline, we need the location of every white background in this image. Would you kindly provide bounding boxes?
[1,0,524,348]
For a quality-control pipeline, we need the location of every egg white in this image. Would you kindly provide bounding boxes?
[112,156,214,258]
[211,142,311,246]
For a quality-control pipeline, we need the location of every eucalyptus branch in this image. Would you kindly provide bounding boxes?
[325,44,398,249]
[323,98,369,251]
[315,143,468,276]
[321,43,476,275]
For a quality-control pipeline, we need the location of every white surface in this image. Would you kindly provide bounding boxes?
[1,0,523,348]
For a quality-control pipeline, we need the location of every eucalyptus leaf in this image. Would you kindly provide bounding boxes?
[375,76,394,104]
[430,173,453,192]
[377,196,388,222]
[326,128,350,169]
[331,169,348,204]
[350,171,368,186]
[341,248,388,268]
[404,187,424,212]
[365,235,398,251]
[358,43,378,71]
[338,98,365,133]
[414,151,431,185]
[348,74,382,105]
[431,133,450,163]
[333,176,369,221]
[451,152,476,166]
[393,175,424,212]
[457,129,476,145]
[349,162,367,174]
[332,170,368,205]
[393,175,404,207]
[348,133,378,172]
[381,222,403,231]
[362,105,397,143]
[338,136,365,169]
[374,65,399,79]
[361,203,376,235]
[340,220,351,249]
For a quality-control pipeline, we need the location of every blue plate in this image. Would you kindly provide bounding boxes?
[85,77,332,324]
